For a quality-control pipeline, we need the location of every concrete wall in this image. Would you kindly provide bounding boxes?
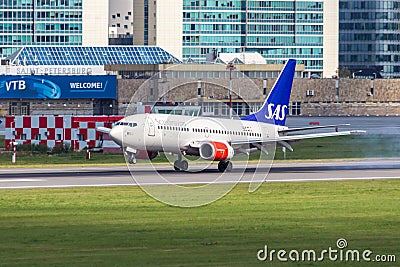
[117,78,400,116]
[1,78,398,117]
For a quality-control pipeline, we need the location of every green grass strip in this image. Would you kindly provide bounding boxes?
[1,135,399,168]
[0,180,399,266]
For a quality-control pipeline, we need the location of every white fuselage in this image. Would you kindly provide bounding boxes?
[110,113,284,154]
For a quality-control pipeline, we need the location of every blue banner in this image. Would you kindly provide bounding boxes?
[0,75,117,99]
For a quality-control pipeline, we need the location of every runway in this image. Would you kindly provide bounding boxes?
[0,158,399,189]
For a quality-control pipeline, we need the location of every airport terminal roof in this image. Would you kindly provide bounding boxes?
[6,46,181,66]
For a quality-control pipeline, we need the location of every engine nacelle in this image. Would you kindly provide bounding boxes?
[136,150,158,160]
[199,141,234,161]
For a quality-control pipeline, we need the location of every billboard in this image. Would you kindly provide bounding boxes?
[0,75,117,99]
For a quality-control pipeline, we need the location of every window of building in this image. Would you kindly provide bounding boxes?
[290,102,301,116]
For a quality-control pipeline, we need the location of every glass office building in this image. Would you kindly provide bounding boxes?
[182,0,329,76]
[339,0,400,78]
[0,0,84,58]
[0,0,109,59]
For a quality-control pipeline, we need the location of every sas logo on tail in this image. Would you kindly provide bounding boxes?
[264,104,288,121]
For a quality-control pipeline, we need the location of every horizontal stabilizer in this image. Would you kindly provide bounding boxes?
[96,127,111,134]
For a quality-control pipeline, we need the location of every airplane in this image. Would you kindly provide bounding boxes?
[98,59,361,172]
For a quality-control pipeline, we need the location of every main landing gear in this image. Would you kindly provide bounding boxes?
[218,160,233,172]
[174,153,188,171]
[173,153,233,172]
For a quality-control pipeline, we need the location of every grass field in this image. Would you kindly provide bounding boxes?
[0,180,399,266]
[0,134,399,167]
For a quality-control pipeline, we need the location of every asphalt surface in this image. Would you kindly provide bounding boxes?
[0,159,399,189]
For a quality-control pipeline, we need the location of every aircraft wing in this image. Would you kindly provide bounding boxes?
[231,130,365,146]
[279,124,350,133]
[273,130,364,142]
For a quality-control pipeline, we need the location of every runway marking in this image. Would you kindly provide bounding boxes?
[0,179,46,183]
[0,176,399,189]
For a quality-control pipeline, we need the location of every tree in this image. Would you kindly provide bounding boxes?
[337,67,352,78]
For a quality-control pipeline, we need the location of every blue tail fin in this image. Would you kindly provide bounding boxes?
[241,59,296,126]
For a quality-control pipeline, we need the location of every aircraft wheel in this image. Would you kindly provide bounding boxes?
[174,160,180,171]
[218,161,232,172]
[180,160,189,171]
[174,160,188,171]
[225,161,233,172]
[128,153,136,164]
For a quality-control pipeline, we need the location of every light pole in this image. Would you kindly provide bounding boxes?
[371,73,377,96]
[226,63,236,118]
[10,121,16,164]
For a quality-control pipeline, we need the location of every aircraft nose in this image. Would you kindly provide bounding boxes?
[110,126,123,146]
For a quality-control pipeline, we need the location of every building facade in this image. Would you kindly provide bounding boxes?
[339,0,400,78]
[133,0,183,60]
[109,0,134,45]
[0,0,109,59]
[133,0,338,78]
[0,46,181,116]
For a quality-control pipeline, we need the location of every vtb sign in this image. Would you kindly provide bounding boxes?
[0,75,116,99]
[5,80,26,91]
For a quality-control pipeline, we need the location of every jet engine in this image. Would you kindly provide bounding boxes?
[199,141,234,161]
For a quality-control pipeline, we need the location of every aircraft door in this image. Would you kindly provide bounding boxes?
[147,118,155,137]
[205,127,210,138]
[262,126,270,138]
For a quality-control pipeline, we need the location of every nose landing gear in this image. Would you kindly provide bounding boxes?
[126,151,137,164]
